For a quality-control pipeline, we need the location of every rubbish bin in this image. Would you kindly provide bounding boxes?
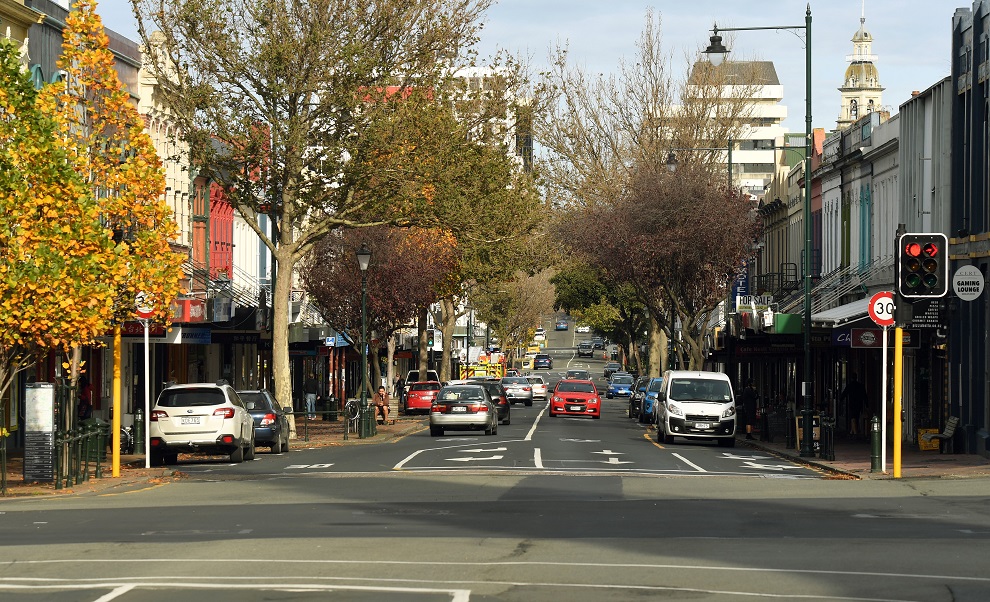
[80,417,109,461]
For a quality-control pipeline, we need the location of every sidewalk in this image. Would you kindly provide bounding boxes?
[0,415,428,498]
[737,431,990,480]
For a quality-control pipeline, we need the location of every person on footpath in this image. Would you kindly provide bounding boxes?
[373,385,391,425]
[304,373,320,420]
[740,379,759,440]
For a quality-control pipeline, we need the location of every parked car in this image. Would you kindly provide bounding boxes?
[402,369,440,401]
[565,369,591,380]
[548,379,601,419]
[656,370,736,447]
[430,384,498,437]
[592,337,605,350]
[603,362,623,379]
[555,319,568,331]
[403,381,442,415]
[149,382,255,465]
[526,375,548,400]
[533,327,547,342]
[500,376,534,406]
[577,341,594,358]
[576,324,591,333]
[628,376,650,419]
[644,377,666,423]
[606,373,635,399]
[534,353,553,370]
[447,379,509,424]
[237,389,289,454]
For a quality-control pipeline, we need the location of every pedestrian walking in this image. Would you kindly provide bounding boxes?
[841,373,867,438]
[304,372,320,420]
[740,379,759,440]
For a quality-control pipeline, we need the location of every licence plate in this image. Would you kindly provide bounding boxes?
[180,416,200,425]
[451,406,467,413]
[569,405,583,411]
[695,422,711,429]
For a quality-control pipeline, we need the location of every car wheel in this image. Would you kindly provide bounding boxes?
[484,423,494,436]
[502,413,511,425]
[607,394,613,399]
[150,452,165,467]
[718,437,736,448]
[659,425,674,444]
[524,400,533,407]
[271,440,282,454]
[230,444,244,463]
[164,452,178,465]
[627,404,633,418]
[281,435,290,453]
[244,437,256,461]
[430,426,443,437]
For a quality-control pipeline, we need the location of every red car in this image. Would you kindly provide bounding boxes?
[549,379,601,419]
[403,381,442,414]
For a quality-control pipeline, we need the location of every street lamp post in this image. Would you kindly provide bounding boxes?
[356,243,374,438]
[704,4,815,457]
[665,137,733,192]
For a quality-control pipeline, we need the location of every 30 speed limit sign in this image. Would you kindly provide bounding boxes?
[868,291,895,327]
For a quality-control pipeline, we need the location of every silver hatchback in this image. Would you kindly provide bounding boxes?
[429,385,498,437]
[500,376,534,406]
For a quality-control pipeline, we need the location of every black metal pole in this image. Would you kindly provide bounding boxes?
[359,271,371,438]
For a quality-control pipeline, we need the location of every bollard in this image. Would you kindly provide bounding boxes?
[133,408,145,455]
[819,414,835,461]
[870,415,882,473]
[785,407,796,450]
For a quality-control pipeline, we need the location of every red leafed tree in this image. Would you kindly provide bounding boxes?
[301,226,458,391]
[561,161,760,370]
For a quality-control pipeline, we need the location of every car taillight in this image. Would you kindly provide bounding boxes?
[214,407,235,419]
[220,434,235,444]
[522,387,531,391]
[150,410,168,422]
[261,413,276,426]
[432,404,447,413]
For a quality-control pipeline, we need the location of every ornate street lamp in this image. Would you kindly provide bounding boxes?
[356,243,374,438]
[703,4,816,458]
[664,138,734,191]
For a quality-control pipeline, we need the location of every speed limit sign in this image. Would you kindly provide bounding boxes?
[868,291,895,327]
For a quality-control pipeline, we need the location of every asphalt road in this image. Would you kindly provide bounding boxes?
[1,320,989,601]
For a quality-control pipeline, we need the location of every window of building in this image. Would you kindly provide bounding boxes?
[850,99,859,120]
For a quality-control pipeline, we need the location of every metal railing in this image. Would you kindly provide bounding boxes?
[55,420,109,490]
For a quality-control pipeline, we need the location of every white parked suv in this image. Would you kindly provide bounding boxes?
[655,370,737,448]
[149,382,255,465]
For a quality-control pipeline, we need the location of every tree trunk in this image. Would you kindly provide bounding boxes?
[438,297,457,382]
[417,306,429,373]
[272,245,296,438]
[648,313,668,376]
[386,333,396,396]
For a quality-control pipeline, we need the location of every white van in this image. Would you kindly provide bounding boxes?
[656,370,736,447]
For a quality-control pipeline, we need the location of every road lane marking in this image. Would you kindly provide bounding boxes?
[286,464,335,469]
[534,448,544,469]
[601,457,633,465]
[394,449,426,470]
[721,452,770,460]
[461,447,507,453]
[447,456,504,462]
[741,461,803,471]
[591,450,623,455]
[524,403,547,441]
[672,453,707,472]
[561,438,601,443]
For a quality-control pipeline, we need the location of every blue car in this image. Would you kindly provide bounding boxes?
[606,374,635,399]
[641,377,665,423]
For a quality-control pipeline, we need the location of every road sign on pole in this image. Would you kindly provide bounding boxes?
[868,291,895,327]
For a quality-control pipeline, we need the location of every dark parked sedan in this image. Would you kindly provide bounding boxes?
[237,389,290,453]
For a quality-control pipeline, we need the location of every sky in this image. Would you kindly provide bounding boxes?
[92,0,962,134]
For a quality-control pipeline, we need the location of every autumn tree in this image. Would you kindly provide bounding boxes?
[0,39,119,491]
[131,0,503,412]
[538,9,762,373]
[472,269,555,365]
[301,226,457,396]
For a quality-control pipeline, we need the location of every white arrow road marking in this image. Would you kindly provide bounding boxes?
[672,453,707,472]
[560,438,601,443]
[591,450,623,455]
[286,464,334,469]
[461,447,507,453]
[447,456,504,462]
[741,461,804,471]
[721,453,770,460]
[601,457,634,465]
[534,448,544,469]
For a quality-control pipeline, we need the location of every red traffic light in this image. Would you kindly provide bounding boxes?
[922,242,939,257]
[904,242,922,257]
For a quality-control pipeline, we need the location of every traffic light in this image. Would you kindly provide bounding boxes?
[898,233,948,298]
[427,329,435,348]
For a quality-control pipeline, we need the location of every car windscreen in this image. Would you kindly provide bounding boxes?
[438,387,486,401]
[556,382,595,393]
[648,379,665,392]
[526,377,545,385]
[611,376,634,385]
[237,392,275,411]
[502,378,530,385]
[410,382,440,391]
[566,371,589,379]
[157,388,227,407]
[668,379,732,402]
[480,383,504,396]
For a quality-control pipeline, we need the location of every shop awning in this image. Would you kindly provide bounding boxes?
[811,297,871,326]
